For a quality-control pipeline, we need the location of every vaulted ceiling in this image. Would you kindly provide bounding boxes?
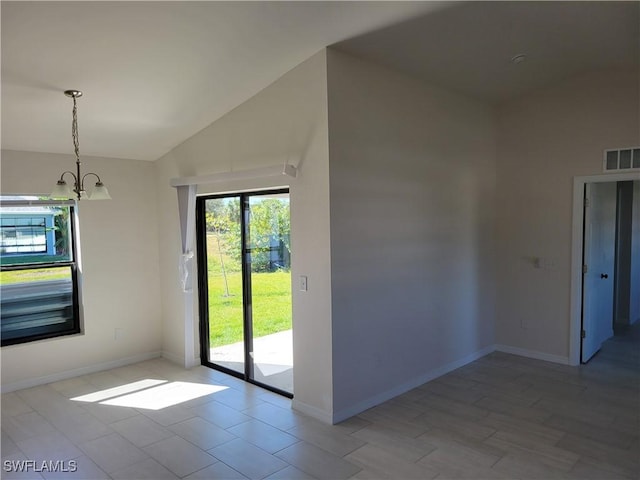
[2,1,638,162]
[335,1,639,104]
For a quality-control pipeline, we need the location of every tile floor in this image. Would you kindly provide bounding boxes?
[1,327,638,480]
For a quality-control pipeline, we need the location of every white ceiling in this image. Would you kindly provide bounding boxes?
[335,1,639,104]
[1,1,444,161]
[2,1,638,162]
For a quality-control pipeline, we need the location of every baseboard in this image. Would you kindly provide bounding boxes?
[159,351,201,369]
[1,351,162,393]
[331,344,496,424]
[161,350,184,365]
[494,344,569,365]
[292,399,333,424]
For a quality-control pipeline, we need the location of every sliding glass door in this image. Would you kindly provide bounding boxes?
[196,190,292,396]
[246,193,293,393]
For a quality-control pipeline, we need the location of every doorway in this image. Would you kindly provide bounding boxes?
[578,178,639,363]
[196,189,293,396]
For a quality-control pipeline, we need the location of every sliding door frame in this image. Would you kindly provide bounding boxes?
[196,188,292,398]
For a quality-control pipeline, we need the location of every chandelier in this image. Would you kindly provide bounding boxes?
[51,90,110,200]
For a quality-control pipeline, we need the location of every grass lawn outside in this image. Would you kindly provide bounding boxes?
[0,266,71,285]
[206,234,292,348]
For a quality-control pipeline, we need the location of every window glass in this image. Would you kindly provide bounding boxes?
[619,149,632,169]
[0,196,80,346]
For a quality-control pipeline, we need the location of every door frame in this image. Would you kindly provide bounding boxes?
[569,172,639,365]
[195,188,293,397]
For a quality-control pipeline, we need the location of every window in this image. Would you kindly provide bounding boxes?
[1,197,80,346]
[603,147,640,172]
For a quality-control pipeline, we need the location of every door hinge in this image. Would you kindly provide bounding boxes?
[581,330,586,339]
[584,197,590,207]
[583,264,588,274]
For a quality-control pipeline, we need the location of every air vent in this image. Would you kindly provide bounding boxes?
[604,147,640,172]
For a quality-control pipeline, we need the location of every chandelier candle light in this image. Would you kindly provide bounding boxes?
[51,90,111,200]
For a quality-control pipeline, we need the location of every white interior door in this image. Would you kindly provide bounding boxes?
[581,182,617,363]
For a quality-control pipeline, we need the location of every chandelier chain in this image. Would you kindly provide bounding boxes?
[71,96,80,162]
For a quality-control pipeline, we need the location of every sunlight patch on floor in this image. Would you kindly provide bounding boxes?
[71,379,227,410]
[71,379,168,403]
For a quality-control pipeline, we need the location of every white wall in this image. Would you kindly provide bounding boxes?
[1,150,162,390]
[153,154,186,366]
[154,51,335,421]
[631,180,640,325]
[326,50,497,420]
[496,70,640,360]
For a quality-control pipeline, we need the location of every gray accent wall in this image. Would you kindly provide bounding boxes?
[326,49,497,420]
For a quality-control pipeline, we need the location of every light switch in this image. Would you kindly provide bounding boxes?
[299,275,308,291]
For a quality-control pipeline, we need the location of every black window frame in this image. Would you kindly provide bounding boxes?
[0,199,81,347]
